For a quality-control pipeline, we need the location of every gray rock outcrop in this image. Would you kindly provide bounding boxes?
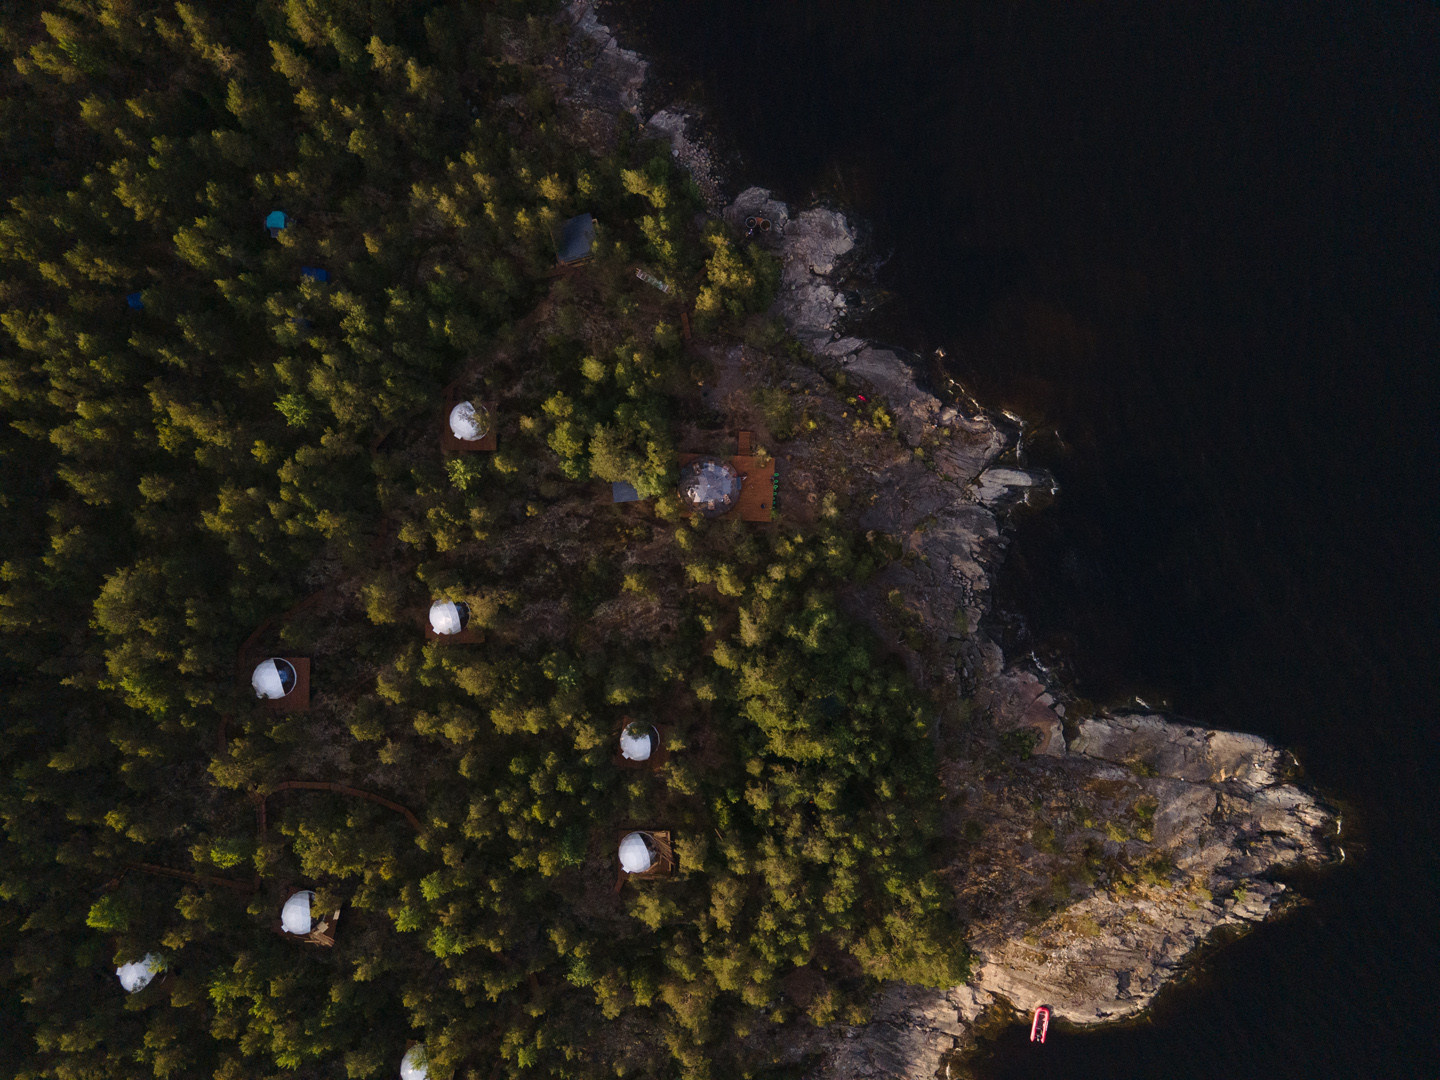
[565,0,647,115]
[725,187,854,345]
[643,108,724,208]
[968,712,1331,1024]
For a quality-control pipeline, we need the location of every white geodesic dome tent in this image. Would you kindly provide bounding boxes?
[428,600,470,636]
[618,832,654,874]
[280,890,314,935]
[619,722,655,762]
[399,1044,430,1080]
[251,657,297,699]
[448,401,490,442]
[116,953,161,993]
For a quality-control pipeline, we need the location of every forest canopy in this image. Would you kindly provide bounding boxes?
[0,3,968,1079]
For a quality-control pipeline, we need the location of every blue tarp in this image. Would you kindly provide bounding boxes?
[125,291,143,310]
[556,213,595,264]
[265,210,288,231]
[301,267,330,282]
[611,481,640,503]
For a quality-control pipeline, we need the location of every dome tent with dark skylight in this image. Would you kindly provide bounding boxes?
[248,655,311,712]
[116,952,162,993]
[251,657,297,699]
[679,457,742,516]
[424,598,480,644]
[428,600,470,636]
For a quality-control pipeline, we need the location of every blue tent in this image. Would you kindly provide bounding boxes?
[125,291,144,310]
[556,214,596,265]
[301,267,330,283]
[265,210,288,235]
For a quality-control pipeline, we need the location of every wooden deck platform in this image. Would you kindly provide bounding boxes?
[677,431,776,522]
[731,454,775,522]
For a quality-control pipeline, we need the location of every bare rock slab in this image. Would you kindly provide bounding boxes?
[965,713,1334,1023]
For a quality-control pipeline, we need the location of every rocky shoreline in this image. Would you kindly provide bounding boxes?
[737,187,1336,1080]
[561,5,1338,1076]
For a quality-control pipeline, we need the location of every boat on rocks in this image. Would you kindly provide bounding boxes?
[1030,1005,1050,1044]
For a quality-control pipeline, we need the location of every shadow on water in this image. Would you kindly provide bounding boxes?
[607,1,1440,1077]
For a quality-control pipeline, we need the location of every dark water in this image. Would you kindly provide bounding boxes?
[608,1,1440,1077]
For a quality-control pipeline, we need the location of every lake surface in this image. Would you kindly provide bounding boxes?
[607,1,1440,1077]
